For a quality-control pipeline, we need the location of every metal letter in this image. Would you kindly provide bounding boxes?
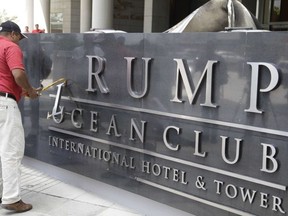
[272,196,285,213]
[214,180,224,194]
[47,82,66,124]
[221,136,242,164]
[90,111,98,132]
[129,118,146,143]
[163,126,180,151]
[245,62,279,113]
[194,130,206,157]
[125,57,152,98]
[261,143,279,173]
[71,109,83,128]
[171,59,218,107]
[86,55,109,93]
[106,115,121,137]
[260,193,269,208]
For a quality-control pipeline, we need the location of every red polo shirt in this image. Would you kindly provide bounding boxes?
[32,29,44,33]
[0,36,25,102]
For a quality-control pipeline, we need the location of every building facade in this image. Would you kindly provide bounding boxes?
[25,0,288,33]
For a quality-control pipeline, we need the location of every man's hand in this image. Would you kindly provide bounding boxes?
[22,87,42,99]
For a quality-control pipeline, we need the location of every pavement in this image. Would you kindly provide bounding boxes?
[0,159,145,216]
[0,157,193,216]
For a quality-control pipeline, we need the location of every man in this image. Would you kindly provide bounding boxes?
[24,26,30,33]
[0,20,39,213]
[32,24,45,33]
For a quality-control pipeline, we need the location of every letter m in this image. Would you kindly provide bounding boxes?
[170,59,218,107]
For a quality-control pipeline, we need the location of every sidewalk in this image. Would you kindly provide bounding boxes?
[0,163,144,216]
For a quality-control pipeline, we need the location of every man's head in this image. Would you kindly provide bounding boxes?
[0,20,27,43]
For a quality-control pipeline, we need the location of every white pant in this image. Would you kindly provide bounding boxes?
[0,96,24,204]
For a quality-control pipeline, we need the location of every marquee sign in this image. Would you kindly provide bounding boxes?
[22,32,288,215]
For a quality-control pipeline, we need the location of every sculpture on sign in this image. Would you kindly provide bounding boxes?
[166,0,263,32]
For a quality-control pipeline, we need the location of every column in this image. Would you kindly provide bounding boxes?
[144,0,153,32]
[25,0,34,31]
[91,0,114,30]
[144,0,170,33]
[81,0,92,32]
[39,0,50,33]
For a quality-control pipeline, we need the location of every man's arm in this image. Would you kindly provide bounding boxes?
[12,68,39,99]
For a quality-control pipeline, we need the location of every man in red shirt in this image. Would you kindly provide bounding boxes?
[0,20,39,213]
[32,24,45,33]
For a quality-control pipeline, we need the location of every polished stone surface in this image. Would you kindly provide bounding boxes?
[19,32,288,215]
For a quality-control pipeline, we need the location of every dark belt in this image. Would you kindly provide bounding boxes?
[0,92,16,101]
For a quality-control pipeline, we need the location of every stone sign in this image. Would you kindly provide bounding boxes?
[21,32,288,215]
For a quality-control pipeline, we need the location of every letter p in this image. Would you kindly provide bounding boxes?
[245,62,279,114]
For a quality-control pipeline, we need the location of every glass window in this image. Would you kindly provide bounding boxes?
[50,12,63,33]
[270,0,288,22]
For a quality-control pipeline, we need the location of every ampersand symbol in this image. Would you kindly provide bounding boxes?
[195,176,207,191]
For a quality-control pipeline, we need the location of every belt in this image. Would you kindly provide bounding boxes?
[0,92,17,101]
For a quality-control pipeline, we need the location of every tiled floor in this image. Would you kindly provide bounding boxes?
[0,165,144,216]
